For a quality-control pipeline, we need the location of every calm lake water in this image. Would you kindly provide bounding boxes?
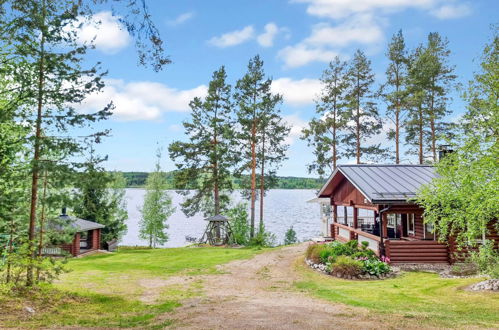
[121,189,322,247]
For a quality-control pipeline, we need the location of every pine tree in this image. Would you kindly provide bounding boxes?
[234,55,284,238]
[405,33,456,163]
[73,154,128,246]
[424,32,457,162]
[380,30,409,164]
[256,93,290,232]
[139,149,175,248]
[169,66,237,217]
[344,50,385,164]
[302,56,349,176]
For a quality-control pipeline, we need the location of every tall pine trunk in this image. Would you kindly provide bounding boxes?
[332,99,338,169]
[355,76,361,164]
[429,83,437,162]
[250,121,257,238]
[395,76,400,164]
[27,8,46,285]
[259,134,265,233]
[36,170,49,281]
[213,105,220,215]
[418,105,424,164]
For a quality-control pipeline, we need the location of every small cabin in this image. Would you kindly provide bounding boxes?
[42,209,105,257]
[317,164,498,264]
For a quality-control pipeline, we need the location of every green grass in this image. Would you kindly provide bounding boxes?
[295,259,499,328]
[0,246,265,329]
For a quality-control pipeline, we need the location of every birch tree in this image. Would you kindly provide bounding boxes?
[140,149,175,248]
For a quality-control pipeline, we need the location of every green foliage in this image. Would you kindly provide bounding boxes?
[139,149,175,248]
[327,256,363,277]
[73,165,128,244]
[169,67,237,217]
[470,241,499,278]
[249,225,277,247]
[449,263,479,277]
[301,56,349,176]
[360,258,391,276]
[316,240,375,264]
[284,226,298,245]
[305,244,326,264]
[226,203,250,245]
[344,50,387,163]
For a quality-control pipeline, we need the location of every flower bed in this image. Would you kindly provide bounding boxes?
[305,240,396,280]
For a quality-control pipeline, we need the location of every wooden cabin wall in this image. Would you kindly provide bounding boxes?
[332,179,372,207]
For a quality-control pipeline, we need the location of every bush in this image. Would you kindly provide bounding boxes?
[249,225,277,248]
[227,203,250,245]
[470,240,499,278]
[305,244,326,264]
[284,226,298,245]
[360,258,391,276]
[317,240,376,264]
[328,256,363,277]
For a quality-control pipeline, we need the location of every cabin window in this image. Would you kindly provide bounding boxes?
[424,222,435,240]
[407,214,415,235]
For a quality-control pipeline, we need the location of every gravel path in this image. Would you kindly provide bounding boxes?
[162,243,387,329]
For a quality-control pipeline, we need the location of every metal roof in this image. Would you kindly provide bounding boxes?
[205,214,228,221]
[318,164,437,204]
[59,215,105,232]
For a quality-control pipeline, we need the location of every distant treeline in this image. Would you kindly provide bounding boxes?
[121,172,324,190]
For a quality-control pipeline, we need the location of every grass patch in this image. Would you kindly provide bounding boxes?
[295,258,499,328]
[0,246,265,329]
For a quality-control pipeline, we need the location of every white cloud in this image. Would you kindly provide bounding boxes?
[283,114,308,145]
[292,0,436,19]
[166,12,195,26]
[272,78,321,106]
[78,79,207,121]
[305,15,384,47]
[257,23,288,47]
[208,26,255,48]
[430,3,471,19]
[76,11,131,54]
[278,44,340,68]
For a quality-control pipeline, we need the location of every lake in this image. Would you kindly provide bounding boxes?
[121,189,322,247]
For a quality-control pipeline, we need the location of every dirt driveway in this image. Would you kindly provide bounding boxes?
[162,243,388,329]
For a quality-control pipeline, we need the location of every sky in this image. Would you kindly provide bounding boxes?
[77,0,498,177]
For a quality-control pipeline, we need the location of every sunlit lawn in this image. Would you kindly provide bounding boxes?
[0,246,266,329]
[294,258,499,328]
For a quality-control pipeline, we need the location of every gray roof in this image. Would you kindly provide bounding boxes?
[205,214,228,221]
[59,215,105,232]
[318,164,437,204]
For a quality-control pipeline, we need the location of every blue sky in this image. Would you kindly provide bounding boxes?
[78,0,498,177]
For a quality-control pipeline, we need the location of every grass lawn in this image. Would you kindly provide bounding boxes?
[0,246,266,329]
[295,258,499,328]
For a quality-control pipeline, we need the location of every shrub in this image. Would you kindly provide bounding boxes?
[227,203,250,245]
[470,240,499,278]
[284,226,298,245]
[249,225,277,248]
[317,240,376,264]
[306,244,326,264]
[328,256,363,277]
[360,258,391,276]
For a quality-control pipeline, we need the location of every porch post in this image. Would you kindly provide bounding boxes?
[382,213,388,238]
[332,204,337,240]
[351,207,358,240]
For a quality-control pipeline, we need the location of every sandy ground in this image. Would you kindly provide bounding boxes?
[158,243,392,330]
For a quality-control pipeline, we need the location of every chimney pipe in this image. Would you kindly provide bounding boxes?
[61,207,67,216]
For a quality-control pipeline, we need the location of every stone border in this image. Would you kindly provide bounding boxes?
[305,259,398,280]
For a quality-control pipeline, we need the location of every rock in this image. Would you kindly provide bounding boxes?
[469,279,499,291]
[24,306,35,315]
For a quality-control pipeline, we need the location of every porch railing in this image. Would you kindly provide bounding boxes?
[332,222,381,255]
